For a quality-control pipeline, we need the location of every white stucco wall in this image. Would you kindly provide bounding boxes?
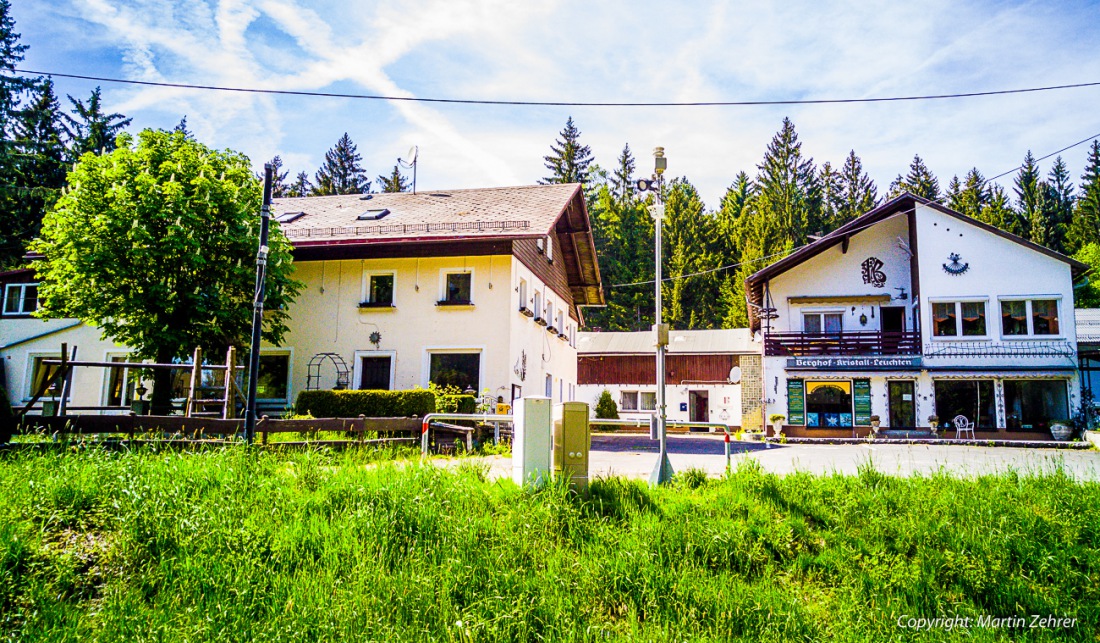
[576,382,742,426]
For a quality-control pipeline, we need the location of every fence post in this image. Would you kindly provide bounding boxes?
[185,346,202,417]
[223,346,236,419]
[57,345,77,416]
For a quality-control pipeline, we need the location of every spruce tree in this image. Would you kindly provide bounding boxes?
[9,78,67,259]
[981,185,1016,231]
[377,164,409,193]
[1013,151,1043,241]
[268,155,291,198]
[752,117,822,246]
[888,154,940,200]
[835,150,878,225]
[541,116,593,185]
[313,132,370,195]
[1068,140,1100,252]
[819,161,842,231]
[1043,156,1073,254]
[715,173,754,328]
[173,116,192,138]
[63,87,131,156]
[0,0,31,267]
[610,143,636,202]
[662,178,721,329]
[288,171,313,198]
[951,168,989,221]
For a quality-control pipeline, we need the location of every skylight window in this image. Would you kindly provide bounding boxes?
[275,211,305,223]
[357,209,391,221]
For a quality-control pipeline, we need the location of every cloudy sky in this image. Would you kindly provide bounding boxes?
[15,0,1100,207]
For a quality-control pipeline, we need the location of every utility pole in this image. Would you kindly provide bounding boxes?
[244,163,274,445]
[637,147,673,486]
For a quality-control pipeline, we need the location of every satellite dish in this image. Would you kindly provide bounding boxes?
[405,145,418,164]
[729,366,742,384]
[753,330,763,343]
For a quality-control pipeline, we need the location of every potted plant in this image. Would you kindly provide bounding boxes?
[1049,419,1073,441]
[768,414,786,438]
[927,414,939,437]
[869,415,881,436]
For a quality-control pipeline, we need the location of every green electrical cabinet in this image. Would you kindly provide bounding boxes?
[553,401,590,490]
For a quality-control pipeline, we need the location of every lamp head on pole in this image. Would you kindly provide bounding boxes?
[653,147,667,175]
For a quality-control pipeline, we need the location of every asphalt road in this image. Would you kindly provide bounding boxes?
[449,433,1100,481]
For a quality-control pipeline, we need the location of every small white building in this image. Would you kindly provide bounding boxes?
[1,184,604,414]
[745,193,1089,440]
[575,329,758,427]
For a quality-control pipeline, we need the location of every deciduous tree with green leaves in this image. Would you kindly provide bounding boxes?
[31,129,303,413]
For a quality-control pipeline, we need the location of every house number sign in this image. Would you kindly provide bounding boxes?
[861,257,887,288]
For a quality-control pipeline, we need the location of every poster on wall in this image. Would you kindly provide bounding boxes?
[853,379,872,425]
[787,380,805,424]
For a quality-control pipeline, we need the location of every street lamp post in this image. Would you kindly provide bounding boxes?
[244,163,274,445]
[637,147,674,486]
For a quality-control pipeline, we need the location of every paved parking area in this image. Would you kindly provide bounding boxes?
[451,434,1100,481]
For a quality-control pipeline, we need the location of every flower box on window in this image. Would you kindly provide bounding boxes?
[437,299,473,307]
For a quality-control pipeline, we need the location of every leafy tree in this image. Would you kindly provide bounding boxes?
[31,129,303,413]
[63,86,131,156]
[541,116,593,185]
[888,154,940,200]
[1073,243,1100,308]
[313,132,369,195]
[595,390,619,419]
[1068,140,1100,252]
[268,155,291,198]
[287,171,313,198]
[377,164,409,193]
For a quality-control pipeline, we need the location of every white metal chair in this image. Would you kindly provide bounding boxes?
[953,414,975,440]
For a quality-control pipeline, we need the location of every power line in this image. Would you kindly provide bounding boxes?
[14,68,1100,108]
[985,130,1100,182]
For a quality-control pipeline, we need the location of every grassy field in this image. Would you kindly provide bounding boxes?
[0,448,1097,642]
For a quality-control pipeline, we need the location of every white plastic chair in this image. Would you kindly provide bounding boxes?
[953,415,975,440]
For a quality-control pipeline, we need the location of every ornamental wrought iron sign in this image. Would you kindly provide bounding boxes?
[861,257,887,288]
[942,253,969,275]
[513,350,527,381]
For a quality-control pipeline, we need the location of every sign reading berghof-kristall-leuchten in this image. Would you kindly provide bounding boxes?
[786,356,922,370]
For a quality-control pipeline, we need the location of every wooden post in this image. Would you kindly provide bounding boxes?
[58,344,77,415]
[185,346,202,417]
[223,346,236,419]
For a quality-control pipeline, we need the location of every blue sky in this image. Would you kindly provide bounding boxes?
[15,0,1100,207]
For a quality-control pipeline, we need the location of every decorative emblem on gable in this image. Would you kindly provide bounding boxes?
[861,257,887,288]
[943,253,969,276]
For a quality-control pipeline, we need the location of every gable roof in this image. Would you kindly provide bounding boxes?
[744,193,1090,329]
[273,183,583,244]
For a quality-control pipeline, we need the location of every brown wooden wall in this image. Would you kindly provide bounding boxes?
[512,236,579,321]
[579,354,739,385]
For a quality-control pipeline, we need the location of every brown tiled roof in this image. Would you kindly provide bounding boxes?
[273,183,581,243]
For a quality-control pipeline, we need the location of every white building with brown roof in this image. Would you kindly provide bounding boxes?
[1,183,603,414]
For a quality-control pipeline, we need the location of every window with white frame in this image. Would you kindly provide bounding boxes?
[360,272,395,307]
[533,291,543,323]
[439,271,473,305]
[932,301,987,337]
[620,390,639,411]
[518,278,529,312]
[430,352,480,392]
[640,391,657,411]
[1000,298,1060,337]
[27,355,62,399]
[546,300,555,329]
[620,391,656,412]
[803,311,842,334]
[4,283,38,315]
[104,354,138,407]
[555,311,564,335]
[257,353,291,400]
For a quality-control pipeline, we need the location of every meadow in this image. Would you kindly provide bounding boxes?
[0,446,1097,642]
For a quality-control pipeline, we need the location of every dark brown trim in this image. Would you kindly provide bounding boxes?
[907,207,921,335]
[292,238,514,261]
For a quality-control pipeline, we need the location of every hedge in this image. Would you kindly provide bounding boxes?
[294,389,436,418]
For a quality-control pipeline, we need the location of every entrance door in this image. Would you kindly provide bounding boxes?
[881,307,905,332]
[358,356,392,390]
[688,390,709,422]
[888,381,916,428]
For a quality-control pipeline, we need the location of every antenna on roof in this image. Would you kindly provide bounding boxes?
[398,145,418,194]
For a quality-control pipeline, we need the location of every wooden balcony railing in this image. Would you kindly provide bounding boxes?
[764,330,922,356]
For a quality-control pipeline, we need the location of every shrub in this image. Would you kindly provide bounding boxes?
[294,389,435,418]
[437,395,477,414]
[595,390,618,419]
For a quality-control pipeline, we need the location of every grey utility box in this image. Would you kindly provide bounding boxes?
[553,401,591,490]
[512,396,552,488]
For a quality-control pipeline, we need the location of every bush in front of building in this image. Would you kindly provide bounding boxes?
[596,390,619,419]
[436,395,477,414]
[294,389,436,418]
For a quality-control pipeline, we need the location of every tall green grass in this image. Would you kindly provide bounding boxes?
[0,449,1097,642]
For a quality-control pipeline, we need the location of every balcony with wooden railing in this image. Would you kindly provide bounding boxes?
[764,330,922,356]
